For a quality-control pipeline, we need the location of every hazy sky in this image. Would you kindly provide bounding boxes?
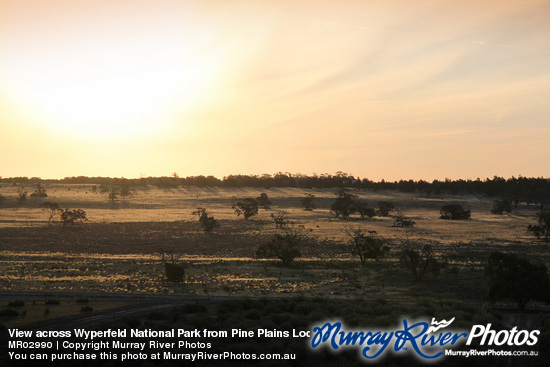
[1,0,549,180]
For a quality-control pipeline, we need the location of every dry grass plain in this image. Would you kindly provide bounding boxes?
[0,184,548,306]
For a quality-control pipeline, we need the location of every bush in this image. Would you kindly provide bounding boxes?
[270,211,288,229]
[192,208,219,233]
[80,306,94,312]
[355,201,376,219]
[164,263,185,282]
[330,189,358,219]
[45,300,60,305]
[345,229,389,265]
[7,300,25,307]
[0,309,19,317]
[377,201,395,216]
[232,199,259,220]
[486,251,550,311]
[257,230,309,266]
[439,204,470,220]
[61,209,87,226]
[30,183,48,198]
[490,194,517,215]
[301,194,316,211]
[16,190,27,204]
[399,243,445,281]
[256,193,272,209]
[528,204,550,241]
[392,210,416,228]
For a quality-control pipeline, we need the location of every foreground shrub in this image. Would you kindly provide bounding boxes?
[486,251,550,311]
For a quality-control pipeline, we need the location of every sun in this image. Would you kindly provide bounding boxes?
[8,51,218,139]
[2,4,222,140]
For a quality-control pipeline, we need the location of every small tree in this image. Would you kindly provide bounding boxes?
[256,193,272,209]
[232,198,259,220]
[399,242,444,281]
[393,210,416,228]
[192,207,219,233]
[61,209,88,226]
[30,183,48,198]
[346,229,390,265]
[16,190,27,204]
[330,189,358,219]
[271,210,288,229]
[377,201,395,216]
[486,251,550,311]
[440,204,470,220]
[301,194,316,211]
[40,202,62,224]
[355,201,376,220]
[108,184,119,201]
[256,230,308,266]
[160,247,185,282]
[0,193,5,207]
[120,184,131,199]
[528,204,550,241]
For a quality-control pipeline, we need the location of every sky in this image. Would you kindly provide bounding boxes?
[1,0,549,181]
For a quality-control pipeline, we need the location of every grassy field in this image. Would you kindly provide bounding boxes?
[0,184,548,307]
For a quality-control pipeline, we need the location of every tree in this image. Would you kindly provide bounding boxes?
[528,204,550,241]
[330,189,358,219]
[256,230,308,266]
[232,198,259,220]
[256,193,272,209]
[490,194,516,215]
[439,204,470,220]
[108,184,119,201]
[0,193,5,207]
[355,201,376,219]
[16,190,27,204]
[61,209,88,226]
[377,201,395,216]
[30,183,48,198]
[346,228,390,265]
[399,242,445,281]
[192,208,219,233]
[160,247,185,282]
[40,202,62,224]
[486,251,550,311]
[120,184,131,199]
[301,194,316,211]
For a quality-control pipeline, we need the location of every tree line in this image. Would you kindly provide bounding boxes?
[2,173,550,203]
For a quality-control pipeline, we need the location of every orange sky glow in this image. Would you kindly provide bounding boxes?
[1,0,549,181]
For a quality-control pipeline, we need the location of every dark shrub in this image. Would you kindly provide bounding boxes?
[440,204,470,220]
